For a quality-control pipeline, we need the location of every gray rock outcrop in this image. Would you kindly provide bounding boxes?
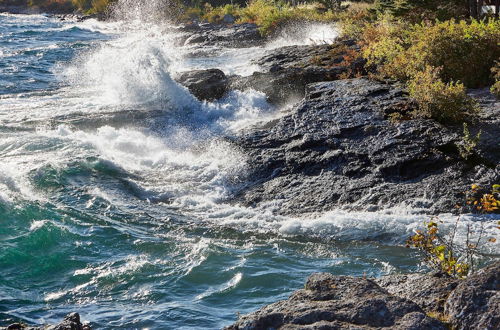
[230,78,499,215]
[376,272,459,315]
[226,272,446,330]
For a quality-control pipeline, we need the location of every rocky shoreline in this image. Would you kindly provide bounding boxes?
[4,263,497,330]
[175,24,499,215]
[226,261,499,329]
[229,78,499,215]
[176,23,499,329]
[0,18,498,329]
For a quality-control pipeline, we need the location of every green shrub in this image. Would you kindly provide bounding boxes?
[336,1,375,38]
[89,0,114,14]
[70,0,115,13]
[361,18,411,69]
[236,0,289,33]
[71,0,90,11]
[407,66,478,123]
[179,0,339,35]
[367,19,500,88]
[457,123,481,160]
[27,0,74,12]
[179,6,203,21]
[233,0,338,35]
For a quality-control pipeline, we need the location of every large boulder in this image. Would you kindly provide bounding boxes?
[231,41,365,104]
[176,68,229,101]
[230,78,499,215]
[226,273,446,329]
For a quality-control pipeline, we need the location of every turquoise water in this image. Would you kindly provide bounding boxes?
[0,11,498,329]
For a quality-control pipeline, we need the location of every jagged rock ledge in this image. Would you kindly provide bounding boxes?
[226,261,499,330]
[228,78,499,215]
[1,312,90,330]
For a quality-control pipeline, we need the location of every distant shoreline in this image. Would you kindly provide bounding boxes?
[0,5,101,20]
[0,5,43,15]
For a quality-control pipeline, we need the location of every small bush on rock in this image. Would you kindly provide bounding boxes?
[466,184,500,214]
[457,123,481,160]
[407,220,471,278]
[237,0,337,35]
[407,66,478,123]
[361,18,411,71]
[408,184,500,278]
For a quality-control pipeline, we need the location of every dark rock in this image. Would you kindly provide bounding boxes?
[230,78,499,215]
[230,41,365,104]
[468,88,500,167]
[226,272,446,330]
[1,313,90,330]
[6,324,24,330]
[176,68,229,101]
[445,262,500,330]
[55,14,98,22]
[179,23,263,48]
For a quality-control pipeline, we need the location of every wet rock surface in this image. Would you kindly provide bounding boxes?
[177,22,263,48]
[231,41,364,104]
[176,68,229,101]
[227,261,500,330]
[468,88,500,167]
[230,78,499,215]
[1,313,91,330]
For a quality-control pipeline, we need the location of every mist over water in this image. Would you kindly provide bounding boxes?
[0,2,498,328]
